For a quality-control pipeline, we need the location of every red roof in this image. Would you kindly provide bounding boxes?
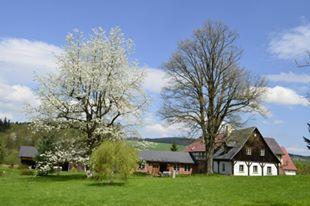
[280,147,297,171]
[184,133,226,152]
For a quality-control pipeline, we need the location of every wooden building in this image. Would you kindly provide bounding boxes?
[138,151,195,175]
[140,127,295,176]
[213,127,281,176]
[19,146,38,168]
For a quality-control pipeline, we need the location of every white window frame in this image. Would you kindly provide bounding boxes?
[260,149,265,156]
[267,166,272,175]
[253,165,258,173]
[246,147,252,155]
[239,165,244,172]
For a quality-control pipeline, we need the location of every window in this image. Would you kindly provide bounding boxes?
[174,164,179,171]
[222,163,226,172]
[246,147,252,155]
[260,149,265,156]
[184,164,190,171]
[192,152,206,160]
[253,165,258,173]
[239,165,244,172]
[267,166,272,174]
[138,161,145,169]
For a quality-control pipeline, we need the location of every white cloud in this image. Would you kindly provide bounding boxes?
[143,68,169,93]
[140,112,188,138]
[286,145,310,155]
[0,81,39,121]
[263,86,309,106]
[272,119,284,125]
[268,23,310,60]
[0,38,62,85]
[266,72,310,84]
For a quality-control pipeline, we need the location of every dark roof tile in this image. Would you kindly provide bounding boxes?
[139,151,195,164]
[19,146,38,158]
[264,137,285,155]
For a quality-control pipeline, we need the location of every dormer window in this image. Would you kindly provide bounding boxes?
[246,147,252,155]
[260,149,265,156]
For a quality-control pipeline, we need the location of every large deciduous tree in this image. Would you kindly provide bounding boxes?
[160,21,266,174]
[30,27,148,155]
[304,123,310,150]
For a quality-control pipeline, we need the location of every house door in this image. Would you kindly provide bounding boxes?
[159,163,167,172]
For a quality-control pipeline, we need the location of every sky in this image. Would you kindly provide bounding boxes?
[0,0,309,155]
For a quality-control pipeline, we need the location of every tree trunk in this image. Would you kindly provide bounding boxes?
[206,144,214,174]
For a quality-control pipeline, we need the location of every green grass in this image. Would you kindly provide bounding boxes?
[0,168,310,206]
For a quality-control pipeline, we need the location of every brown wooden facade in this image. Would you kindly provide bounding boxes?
[138,161,193,175]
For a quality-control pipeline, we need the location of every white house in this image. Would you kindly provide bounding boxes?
[213,127,281,176]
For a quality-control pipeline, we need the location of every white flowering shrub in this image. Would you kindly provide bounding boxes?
[36,139,88,176]
[134,140,157,151]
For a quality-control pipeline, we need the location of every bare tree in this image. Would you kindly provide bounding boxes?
[303,123,310,150]
[160,21,266,174]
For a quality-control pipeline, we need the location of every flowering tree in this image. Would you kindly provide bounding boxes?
[29,27,148,156]
[36,138,88,176]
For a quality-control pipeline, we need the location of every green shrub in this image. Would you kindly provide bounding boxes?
[90,141,138,183]
[0,140,4,164]
[3,150,20,167]
[20,169,35,176]
[295,160,310,175]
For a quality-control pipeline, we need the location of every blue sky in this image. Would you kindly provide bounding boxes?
[0,0,309,155]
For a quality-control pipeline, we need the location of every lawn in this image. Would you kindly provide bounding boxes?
[0,169,310,206]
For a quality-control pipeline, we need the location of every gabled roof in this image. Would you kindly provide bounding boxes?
[184,133,226,152]
[139,151,195,164]
[19,146,38,158]
[264,137,284,156]
[214,127,256,160]
[281,147,297,171]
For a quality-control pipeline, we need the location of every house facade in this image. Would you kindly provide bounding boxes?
[138,151,195,175]
[280,147,297,175]
[139,127,296,176]
[213,128,280,176]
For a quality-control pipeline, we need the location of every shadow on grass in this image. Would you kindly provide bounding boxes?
[26,173,87,182]
[242,201,290,206]
[87,181,126,187]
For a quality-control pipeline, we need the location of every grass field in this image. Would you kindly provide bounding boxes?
[0,168,309,206]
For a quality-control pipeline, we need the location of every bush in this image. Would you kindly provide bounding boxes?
[0,140,4,164]
[294,160,310,175]
[20,168,35,176]
[90,141,138,183]
[3,150,20,167]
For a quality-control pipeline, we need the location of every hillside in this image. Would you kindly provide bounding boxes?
[127,140,185,151]
[290,153,310,162]
[143,137,195,146]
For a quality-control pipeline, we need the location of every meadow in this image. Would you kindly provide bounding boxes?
[0,168,309,206]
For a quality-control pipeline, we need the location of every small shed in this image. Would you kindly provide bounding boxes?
[19,146,38,167]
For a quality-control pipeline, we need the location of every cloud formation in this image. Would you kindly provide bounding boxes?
[0,81,39,121]
[266,72,310,84]
[263,86,309,106]
[0,38,62,84]
[143,68,169,93]
[141,112,188,138]
[268,23,310,60]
